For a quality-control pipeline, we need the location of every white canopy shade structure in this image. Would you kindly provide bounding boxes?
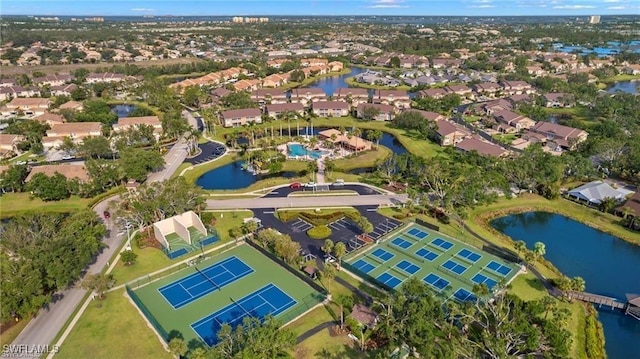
[567,181,630,205]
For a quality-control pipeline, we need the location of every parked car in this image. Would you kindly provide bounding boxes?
[103,210,111,219]
[62,154,75,160]
[289,182,302,189]
[305,182,316,188]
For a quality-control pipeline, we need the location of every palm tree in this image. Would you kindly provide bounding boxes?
[513,240,526,261]
[334,295,354,329]
[324,159,336,178]
[309,136,319,149]
[533,241,546,262]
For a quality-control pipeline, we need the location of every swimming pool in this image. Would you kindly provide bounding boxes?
[287,144,327,159]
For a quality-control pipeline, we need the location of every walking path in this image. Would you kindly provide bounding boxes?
[296,321,334,344]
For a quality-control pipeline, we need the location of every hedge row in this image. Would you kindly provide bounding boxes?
[278,210,362,226]
[584,307,606,359]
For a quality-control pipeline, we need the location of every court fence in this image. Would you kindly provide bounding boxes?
[126,284,168,342]
[245,238,329,296]
[278,292,326,325]
[414,218,440,232]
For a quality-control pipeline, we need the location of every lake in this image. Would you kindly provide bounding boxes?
[111,104,137,118]
[308,66,368,96]
[491,212,640,359]
[196,161,296,190]
[607,80,639,94]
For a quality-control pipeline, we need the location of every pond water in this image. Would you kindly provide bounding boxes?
[606,80,639,94]
[491,212,640,359]
[196,161,296,190]
[308,66,368,96]
[111,104,137,118]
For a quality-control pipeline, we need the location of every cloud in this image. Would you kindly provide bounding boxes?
[131,8,155,12]
[364,0,409,8]
[607,5,626,8]
[552,4,596,9]
[603,0,621,2]
[469,4,496,8]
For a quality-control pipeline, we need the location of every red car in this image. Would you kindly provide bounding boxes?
[289,182,302,189]
[103,210,111,219]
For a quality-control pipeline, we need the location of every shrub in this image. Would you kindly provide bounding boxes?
[307,225,332,239]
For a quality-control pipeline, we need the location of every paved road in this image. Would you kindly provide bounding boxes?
[147,139,187,183]
[184,141,226,165]
[4,198,122,358]
[207,194,408,209]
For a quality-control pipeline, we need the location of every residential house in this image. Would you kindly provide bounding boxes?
[617,192,640,220]
[431,58,462,69]
[0,86,38,101]
[567,181,631,206]
[506,94,532,107]
[404,109,447,122]
[356,103,396,121]
[456,136,508,157]
[59,100,84,112]
[375,90,411,109]
[0,79,16,87]
[473,82,502,97]
[46,122,103,144]
[265,103,305,119]
[32,74,73,87]
[25,164,90,183]
[219,108,262,127]
[435,119,471,146]
[349,304,378,329]
[0,134,24,157]
[500,80,534,95]
[622,64,640,75]
[445,85,474,100]
[35,112,65,126]
[251,89,289,106]
[233,79,261,92]
[311,101,350,117]
[493,110,536,130]
[50,84,78,97]
[419,88,448,99]
[334,88,370,107]
[300,58,328,67]
[261,73,290,88]
[4,97,51,116]
[210,88,232,103]
[528,122,588,149]
[292,88,327,107]
[328,61,344,72]
[112,116,163,139]
[543,93,573,108]
[481,98,513,115]
[86,72,124,83]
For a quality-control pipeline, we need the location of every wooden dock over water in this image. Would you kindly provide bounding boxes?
[566,291,626,309]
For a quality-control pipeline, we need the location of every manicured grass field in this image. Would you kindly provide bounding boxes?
[111,246,172,285]
[0,193,92,218]
[344,223,520,302]
[202,210,254,242]
[332,146,391,172]
[129,244,325,347]
[55,289,172,359]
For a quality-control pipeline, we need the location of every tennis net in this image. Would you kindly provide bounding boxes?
[230,297,253,318]
[195,266,222,291]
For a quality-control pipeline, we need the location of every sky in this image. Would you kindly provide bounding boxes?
[0,0,638,17]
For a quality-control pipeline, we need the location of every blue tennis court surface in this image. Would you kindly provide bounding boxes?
[396,260,420,275]
[191,283,297,346]
[430,238,454,251]
[159,256,253,309]
[415,247,439,261]
[376,272,403,289]
[471,273,498,290]
[453,288,477,302]
[423,273,450,291]
[457,248,482,263]
[352,259,376,274]
[371,248,394,262]
[406,228,429,239]
[442,259,468,275]
[391,237,413,249]
[486,261,512,276]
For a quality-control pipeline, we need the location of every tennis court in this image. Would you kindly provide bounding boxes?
[343,222,520,303]
[127,245,325,347]
[192,283,297,346]
[158,256,254,309]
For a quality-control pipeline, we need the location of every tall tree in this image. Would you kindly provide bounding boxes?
[211,316,296,358]
[81,274,113,300]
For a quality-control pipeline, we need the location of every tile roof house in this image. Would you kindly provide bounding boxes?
[251,89,289,106]
[5,97,51,116]
[292,88,327,107]
[219,108,262,127]
[232,79,261,92]
[265,103,305,119]
[493,110,536,130]
[456,136,508,157]
[334,88,370,107]
[419,88,448,99]
[0,134,24,155]
[529,122,588,149]
[112,116,163,138]
[58,100,84,111]
[473,82,502,96]
[617,192,640,218]
[356,103,396,121]
[375,90,411,109]
[500,80,534,95]
[32,74,73,86]
[435,119,471,146]
[25,164,90,183]
[85,72,125,83]
[35,112,65,126]
[0,86,39,101]
[543,93,573,108]
[50,84,78,97]
[349,304,378,328]
[46,122,103,142]
[404,109,447,122]
[311,101,350,117]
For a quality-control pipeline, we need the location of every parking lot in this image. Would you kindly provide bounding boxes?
[184,142,226,165]
[290,219,313,233]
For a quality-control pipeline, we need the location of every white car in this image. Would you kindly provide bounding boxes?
[305,182,316,188]
[62,155,75,160]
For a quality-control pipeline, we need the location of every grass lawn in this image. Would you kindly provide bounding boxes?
[599,74,640,83]
[463,115,482,123]
[508,271,547,302]
[203,210,254,242]
[0,193,93,218]
[55,289,171,359]
[110,246,172,285]
[492,133,517,145]
[344,77,411,91]
[295,328,366,359]
[332,146,391,172]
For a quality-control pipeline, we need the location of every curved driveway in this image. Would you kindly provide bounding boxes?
[207,193,408,210]
[261,184,383,198]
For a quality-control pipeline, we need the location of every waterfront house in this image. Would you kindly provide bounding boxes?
[219,108,262,128]
[311,101,349,117]
[356,103,396,121]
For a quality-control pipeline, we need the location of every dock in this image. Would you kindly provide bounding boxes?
[565,291,640,320]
